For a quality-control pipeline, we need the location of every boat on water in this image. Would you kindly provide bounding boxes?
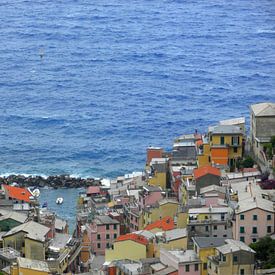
[56,197,63,205]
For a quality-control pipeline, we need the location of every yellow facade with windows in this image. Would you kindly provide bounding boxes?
[148,171,167,190]
[105,240,147,262]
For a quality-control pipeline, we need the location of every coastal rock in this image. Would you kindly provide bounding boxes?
[0,175,96,189]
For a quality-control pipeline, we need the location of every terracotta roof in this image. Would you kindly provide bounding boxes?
[193,166,221,179]
[2,185,32,203]
[87,186,101,195]
[145,216,174,231]
[116,233,148,246]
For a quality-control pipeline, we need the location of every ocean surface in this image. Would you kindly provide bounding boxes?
[1,0,275,228]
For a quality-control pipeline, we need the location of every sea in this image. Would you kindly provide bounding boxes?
[0,0,275,231]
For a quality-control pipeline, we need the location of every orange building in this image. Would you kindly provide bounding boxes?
[146,147,163,165]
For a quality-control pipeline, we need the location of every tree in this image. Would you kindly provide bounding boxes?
[242,156,254,168]
[250,236,275,268]
[271,136,275,148]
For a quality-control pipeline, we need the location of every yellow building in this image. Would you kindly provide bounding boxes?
[142,199,179,229]
[193,237,228,275]
[10,257,51,275]
[105,233,148,261]
[3,221,50,261]
[154,228,187,257]
[207,239,255,275]
[209,125,243,168]
[2,221,50,260]
[197,137,211,167]
[147,158,168,190]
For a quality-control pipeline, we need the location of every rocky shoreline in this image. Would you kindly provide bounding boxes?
[0,174,101,189]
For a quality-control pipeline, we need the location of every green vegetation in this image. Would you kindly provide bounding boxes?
[236,156,254,169]
[250,236,275,269]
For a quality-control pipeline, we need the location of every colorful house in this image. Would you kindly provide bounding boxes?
[193,166,221,194]
[192,237,227,275]
[207,239,255,275]
[105,233,149,262]
[208,125,244,168]
[154,228,188,257]
[87,215,120,255]
[146,147,164,166]
[3,221,50,260]
[147,158,169,190]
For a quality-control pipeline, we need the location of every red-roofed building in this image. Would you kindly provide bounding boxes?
[193,166,221,194]
[145,216,174,232]
[2,185,33,203]
[116,233,148,246]
[86,186,101,197]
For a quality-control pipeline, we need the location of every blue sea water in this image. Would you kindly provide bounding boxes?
[1,0,275,229]
[0,0,275,179]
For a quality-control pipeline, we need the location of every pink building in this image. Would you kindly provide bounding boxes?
[160,248,200,275]
[124,202,140,233]
[138,185,163,211]
[233,198,274,245]
[88,215,120,255]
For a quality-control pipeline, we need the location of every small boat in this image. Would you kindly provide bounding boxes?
[32,188,40,198]
[56,197,63,205]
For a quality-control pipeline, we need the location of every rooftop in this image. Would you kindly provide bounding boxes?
[17,257,50,272]
[2,185,33,203]
[4,221,50,242]
[0,247,20,260]
[217,239,255,254]
[188,207,230,215]
[116,233,148,246]
[194,166,221,179]
[192,237,227,248]
[87,186,101,195]
[209,125,243,135]
[0,211,27,224]
[250,102,275,116]
[161,248,200,264]
[219,117,245,125]
[95,215,120,225]
[145,216,174,231]
[164,228,187,241]
[200,185,226,195]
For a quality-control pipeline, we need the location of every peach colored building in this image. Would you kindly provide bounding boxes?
[87,215,120,255]
[231,180,274,245]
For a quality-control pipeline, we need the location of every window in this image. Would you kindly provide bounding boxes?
[97,243,101,249]
[267,226,272,233]
[240,214,244,220]
[114,224,117,230]
[221,214,225,221]
[195,264,199,271]
[240,226,245,233]
[191,226,195,231]
[205,226,209,232]
[221,136,225,145]
[222,255,226,262]
[97,234,101,240]
[185,264,190,272]
[203,263,207,270]
[240,236,245,242]
[106,224,110,230]
[233,255,238,262]
[232,136,239,146]
[240,269,245,275]
[223,234,227,237]
[252,238,257,243]
[233,147,238,153]
[225,225,227,230]
[205,215,208,219]
[114,233,117,239]
[214,225,217,230]
[253,215,257,220]
[106,234,110,239]
[252,227,257,234]
[267,215,272,220]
